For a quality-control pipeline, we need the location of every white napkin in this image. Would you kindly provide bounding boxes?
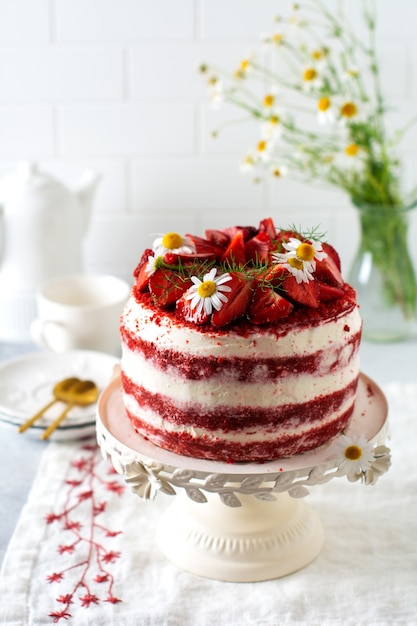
[1,384,416,626]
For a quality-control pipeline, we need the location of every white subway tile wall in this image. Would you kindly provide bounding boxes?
[0,0,416,282]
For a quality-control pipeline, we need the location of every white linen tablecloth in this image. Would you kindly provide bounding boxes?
[1,383,416,626]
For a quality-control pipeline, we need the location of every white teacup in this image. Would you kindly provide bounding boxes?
[30,274,131,355]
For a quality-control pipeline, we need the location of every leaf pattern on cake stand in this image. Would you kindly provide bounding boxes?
[97,428,391,508]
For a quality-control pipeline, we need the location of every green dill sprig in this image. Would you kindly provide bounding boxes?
[151,252,287,295]
[281,223,328,242]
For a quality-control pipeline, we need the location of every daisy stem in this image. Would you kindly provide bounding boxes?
[353,200,417,319]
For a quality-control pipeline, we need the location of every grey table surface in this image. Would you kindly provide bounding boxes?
[1,337,416,565]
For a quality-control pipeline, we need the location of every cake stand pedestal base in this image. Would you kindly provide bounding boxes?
[96,373,390,583]
[156,491,324,581]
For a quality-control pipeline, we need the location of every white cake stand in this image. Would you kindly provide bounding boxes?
[96,373,390,582]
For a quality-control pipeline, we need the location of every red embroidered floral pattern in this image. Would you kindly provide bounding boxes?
[45,444,125,623]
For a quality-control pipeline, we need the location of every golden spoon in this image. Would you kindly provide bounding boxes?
[41,380,99,440]
[18,377,81,434]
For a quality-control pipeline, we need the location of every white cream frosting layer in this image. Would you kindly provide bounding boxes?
[121,346,359,408]
[121,296,362,359]
[122,392,354,443]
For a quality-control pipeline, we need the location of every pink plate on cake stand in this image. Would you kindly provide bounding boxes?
[96,373,390,582]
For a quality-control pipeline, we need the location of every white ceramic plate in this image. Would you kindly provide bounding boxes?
[0,350,119,441]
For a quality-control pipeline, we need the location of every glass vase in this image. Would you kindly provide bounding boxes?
[348,199,417,342]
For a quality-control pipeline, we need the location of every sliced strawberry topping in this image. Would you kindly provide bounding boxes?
[315,254,344,287]
[135,219,347,320]
[280,275,320,308]
[133,248,152,278]
[263,262,289,287]
[221,231,247,266]
[258,217,276,240]
[176,293,210,325]
[221,225,257,242]
[135,265,151,292]
[275,229,301,247]
[245,231,273,265]
[318,283,345,302]
[322,242,341,271]
[211,272,254,327]
[248,285,293,324]
[133,248,153,292]
[163,251,216,266]
[185,233,224,260]
[205,229,231,248]
[149,269,193,308]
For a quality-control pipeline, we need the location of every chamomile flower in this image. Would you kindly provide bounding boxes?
[333,143,362,173]
[145,254,162,277]
[332,434,375,481]
[309,47,330,73]
[261,113,282,140]
[317,96,335,125]
[234,56,254,79]
[273,237,327,283]
[263,92,276,109]
[270,163,288,179]
[185,268,232,315]
[311,47,329,62]
[207,75,224,108]
[288,6,306,30]
[152,232,195,257]
[339,100,359,121]
[256,139,272,162]
[240,152,257,173]
[345,143,360,157]
[261,31,285,47]
[198,62,209,75]
[342,67,359,82]
[302,66,322,91]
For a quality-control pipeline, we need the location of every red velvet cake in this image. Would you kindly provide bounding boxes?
[120,217,362,462]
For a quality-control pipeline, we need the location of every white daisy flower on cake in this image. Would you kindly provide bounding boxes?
[332,434,375,481]
[152,232,195,257]
[185,268,232,315]
[144,254,162,277]
[272,237,327,284]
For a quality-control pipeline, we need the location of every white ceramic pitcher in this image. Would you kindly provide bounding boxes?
[0,162,100,342]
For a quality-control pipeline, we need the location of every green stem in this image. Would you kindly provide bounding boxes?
[354,201,417,320]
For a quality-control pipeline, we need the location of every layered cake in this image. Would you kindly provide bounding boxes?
[120,217,362,462]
